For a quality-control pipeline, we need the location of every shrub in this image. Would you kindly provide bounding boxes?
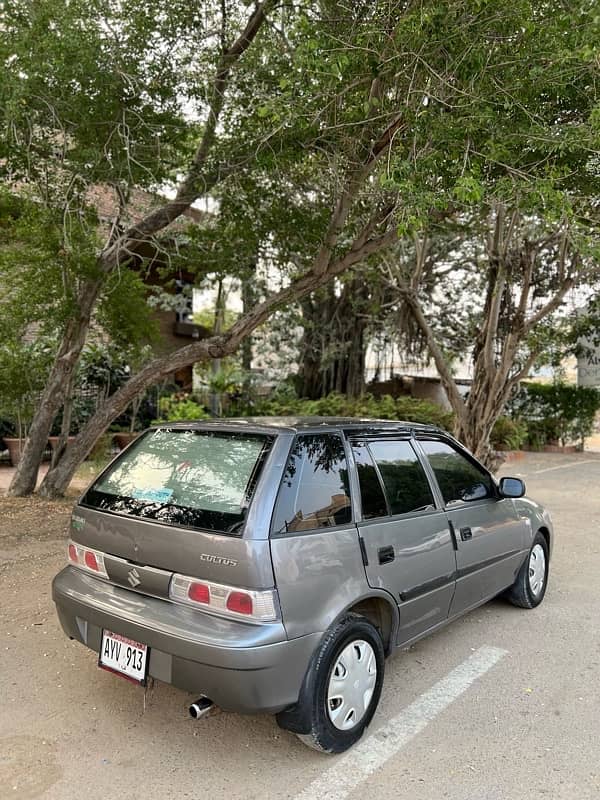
[251,392,454,430]
[490,416,528,450]
[510,381,600,448]
[155,394,210,423]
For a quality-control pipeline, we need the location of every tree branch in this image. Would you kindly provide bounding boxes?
[312,114,405,276]
[483,204,507,377]
[524,240,576,333]
[101,0,279,271]
[41,210,400,488]
[401,288,468,426]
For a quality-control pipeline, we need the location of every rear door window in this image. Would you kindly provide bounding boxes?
[419,439,493,505]
[351,443,388,519]
[82,429,273,534]
[368,439,436,516]
[271,434,352,534]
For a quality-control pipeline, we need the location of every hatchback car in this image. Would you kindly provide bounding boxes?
[53,417,552,753]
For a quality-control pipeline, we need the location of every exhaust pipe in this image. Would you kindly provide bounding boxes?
[189,697,214,720]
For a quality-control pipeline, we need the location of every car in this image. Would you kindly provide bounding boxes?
[52,417,552,753]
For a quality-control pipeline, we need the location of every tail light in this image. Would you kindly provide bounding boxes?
[67,540,108,579]
[169,573,279,623]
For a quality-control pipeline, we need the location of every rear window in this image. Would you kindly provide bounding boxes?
[271,433,352,534]
[82,429,273,534]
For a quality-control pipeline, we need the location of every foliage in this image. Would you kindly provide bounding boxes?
[0,339,53,439]
[490,416,528,451]
[1,0,193,191]
[0,189,99,340]
[194,360,246,397]
[193,305,239,333]
[511,381,600,448]
[252,392,454,431]
[155,394,210,423]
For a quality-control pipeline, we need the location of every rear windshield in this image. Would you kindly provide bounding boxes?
[82,429,273,534]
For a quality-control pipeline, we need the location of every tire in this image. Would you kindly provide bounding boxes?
[505,531,549,609]
[285,614,385,754]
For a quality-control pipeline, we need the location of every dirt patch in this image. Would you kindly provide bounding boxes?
[0,735,62,799]
[0,495,72,542]
[0,496,72,572]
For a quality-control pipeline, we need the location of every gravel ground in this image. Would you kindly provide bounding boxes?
[1,452,599,800]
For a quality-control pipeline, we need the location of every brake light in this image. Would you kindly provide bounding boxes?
[67,540,108,578]
[84,551,99,571]
[226,591,253,615]
[188,582,210,604]
[170,574,278,623]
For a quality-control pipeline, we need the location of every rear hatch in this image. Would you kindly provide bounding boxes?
[72,428,277,595]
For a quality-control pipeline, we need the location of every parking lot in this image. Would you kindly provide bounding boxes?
[1,451,599,800]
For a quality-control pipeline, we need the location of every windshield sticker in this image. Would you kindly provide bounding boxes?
[132,487,173,504]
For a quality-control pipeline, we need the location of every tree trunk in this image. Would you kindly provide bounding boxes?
[7,278,102,496]
[297,295,327,399]
[209,279,225,416]
[50,369,76,469]
[241,265,256,407]
[297,278,367,399]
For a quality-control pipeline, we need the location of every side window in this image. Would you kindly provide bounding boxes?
[271,434,352,533]
[351,444,388,519]
[368,440,435,516]
[420,440,493,506]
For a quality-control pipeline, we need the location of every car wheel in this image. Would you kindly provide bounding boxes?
[292,614,385,754]
[505,531,549,609]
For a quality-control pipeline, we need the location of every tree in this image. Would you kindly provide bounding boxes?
[384,206,599,464]
[4,0,280,495]
[297,276,376,398]
[4,0,599,495]
[0,187,157,454]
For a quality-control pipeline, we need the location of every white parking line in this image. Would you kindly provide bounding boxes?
[295,645,507,800]
[531,459,599,475]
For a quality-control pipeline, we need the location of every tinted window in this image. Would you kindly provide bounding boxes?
[369,440,435,516]
[420,440,492,506]
[272,434,351,533]
[352,444,388,519]
[83,429,272,534]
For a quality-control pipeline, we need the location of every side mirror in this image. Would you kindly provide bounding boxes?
[499,477,526,498]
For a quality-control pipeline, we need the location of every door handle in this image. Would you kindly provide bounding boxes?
[378,545,395,564]
[460,526,473,541]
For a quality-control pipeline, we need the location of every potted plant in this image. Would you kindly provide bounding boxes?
[112,428,141,451]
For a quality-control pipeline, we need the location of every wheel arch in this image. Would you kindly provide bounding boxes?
[276,592,397,735]
[537,525,552,560]
[344,593,398,656]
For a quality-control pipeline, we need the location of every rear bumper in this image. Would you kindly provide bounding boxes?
[52,567,320,714]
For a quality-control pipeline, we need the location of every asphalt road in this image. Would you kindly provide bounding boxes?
[1,452,599,800]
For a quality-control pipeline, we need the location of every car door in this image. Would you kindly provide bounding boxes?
[350,438,457,645]
[416,437,528,616]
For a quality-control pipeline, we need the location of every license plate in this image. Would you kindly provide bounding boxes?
[99,630,149,685]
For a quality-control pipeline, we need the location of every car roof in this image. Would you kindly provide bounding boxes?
[153,416,443,436]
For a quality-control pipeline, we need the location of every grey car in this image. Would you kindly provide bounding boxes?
[52,417,552,753]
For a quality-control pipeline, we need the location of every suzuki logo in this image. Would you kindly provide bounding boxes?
[127,567,141,588]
